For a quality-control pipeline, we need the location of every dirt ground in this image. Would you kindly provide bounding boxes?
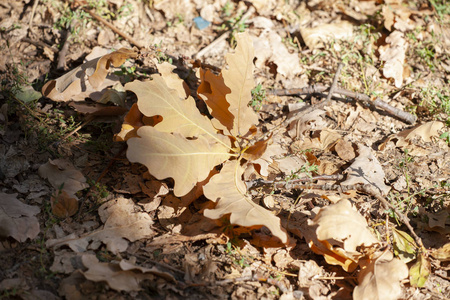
[0,0,449,299]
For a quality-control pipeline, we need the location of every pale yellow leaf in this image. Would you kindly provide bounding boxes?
[127,127,231,197]
[252,30,303,78]
[203,160,288,243]
[310,199,380,261]
[46,197,155,254]
[156,61,190,99]
[379,31,408,88]
[126,75,230,148]
[341,144,391,196]
[300,21,353,49]
[379,121,444,155]
[223,32,259,137]
[0,193,40,242]
[431,243,450,261]
[353,251,408,300]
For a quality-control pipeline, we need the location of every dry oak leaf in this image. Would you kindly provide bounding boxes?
[300,21,353,49]
[379,31,408,88]
[42,48,137,101]
[353,251,408,300]
[341,144,391,196]
[38,159,89,198]
[127,127,231,197]
[308,199,380,269]
[197,68,234,132]
[80,254,175,292]
[156,61,190,99]
[126,75,230,144]
[51,190,79,218]
[46,197,155,254]
[114,103,162,142]
[379,121,444,156]
[431,243,450,262]
[252,30,303,78]
[203,160,288,243]
[222,32,259,137]
[0,193,40,242]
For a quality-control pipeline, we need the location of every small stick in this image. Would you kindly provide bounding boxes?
[282,63,344,127]
[72,0,146,49]
[356,184,426,252]
[57,29,71,70]
[246,174,345,189]
[21,37,58,53]
[29,0,40,29]
[268,84,417,124]
[194,6,255,59]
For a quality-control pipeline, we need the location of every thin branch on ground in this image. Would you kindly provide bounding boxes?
[356,184,426,252]
[268,84,417,124]
[284,63,343,127]
[71,0,146,49]
[21,37,58,53]
[246,174,345,189]
[56,29,71,70]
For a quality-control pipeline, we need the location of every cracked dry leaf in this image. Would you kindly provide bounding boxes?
[341,144,390,196]
[308,199,380,270]
[42,48,136,101]
[379,31,408,88]
[293,129,341,151]
[300,21,353,49]
[223,32,259,137]
[252,30,303,78]
[0,193,40,242]
[38,159,89,198]
[431,243,450,261]
[80,254,175,292]
[379,121,444,156]
[127,127,231,197]
[203,160,288,243]
[354,251,408,300]
[46,197,155,254]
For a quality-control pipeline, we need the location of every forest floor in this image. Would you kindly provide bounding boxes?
[0,0,449,299]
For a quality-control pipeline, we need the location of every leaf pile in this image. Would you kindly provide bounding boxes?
[118,32,288,243]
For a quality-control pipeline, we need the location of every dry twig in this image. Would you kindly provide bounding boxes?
[268,84,417,124]
[71,0,145,49]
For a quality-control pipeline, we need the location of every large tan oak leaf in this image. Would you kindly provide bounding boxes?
[126,75,230,150]
[308,199,380,270]
[127,127,231,197]
[223,32,259,137]
[353,251,408,300]
[203,160,288,243]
